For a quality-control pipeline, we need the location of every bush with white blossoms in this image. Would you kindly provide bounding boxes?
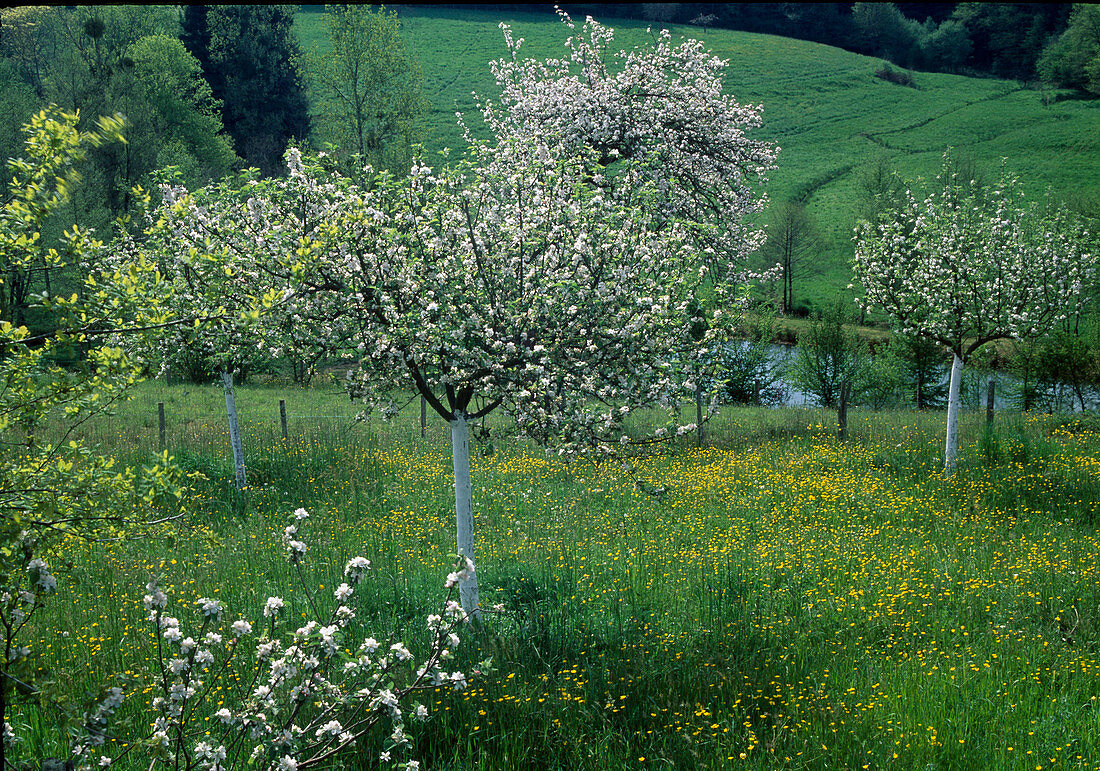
[71,509,488,770]
[0,555,60,743]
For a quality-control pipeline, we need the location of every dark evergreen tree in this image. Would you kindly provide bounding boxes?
[194,6,311,176]
[180,5,212,76]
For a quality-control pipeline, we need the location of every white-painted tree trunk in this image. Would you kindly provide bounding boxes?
[944,353,963,476]
[695,382,705,446]
[221,371,247,490]
[450,413,480,620]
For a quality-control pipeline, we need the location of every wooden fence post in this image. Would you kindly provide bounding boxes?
[838,380,851,441]
[695,382,706,446]
[280,399,288,440]
[986,380,995,427]
[221,371,247,491]
[158,402,166,451]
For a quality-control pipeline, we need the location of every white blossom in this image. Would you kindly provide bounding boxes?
[196,598,223,620]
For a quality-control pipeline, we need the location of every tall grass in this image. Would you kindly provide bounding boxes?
[16,382,1100,769]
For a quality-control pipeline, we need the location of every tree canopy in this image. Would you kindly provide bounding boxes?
[1038,3,1100,96]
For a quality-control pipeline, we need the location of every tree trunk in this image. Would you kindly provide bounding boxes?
[221,371,247,490]
[450,413,480,620]
[695,381,705,446]
[944,353,963,475]
[786,259,794,315]
[0,664,7,771]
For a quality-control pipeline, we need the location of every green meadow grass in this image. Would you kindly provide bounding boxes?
[293,7,1100,311]
[15,380,1100,769]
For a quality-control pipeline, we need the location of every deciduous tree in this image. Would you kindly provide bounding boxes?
[1038,3,1100,96]
[152,11,781,620]
[762,200,818,314]
[853,155,1096,473]
[788,298,866,409]
[327,141,701,617]
[310,5,426,175]
[141,168,294,488]
[0,109,182,766]
[482,11,778,440]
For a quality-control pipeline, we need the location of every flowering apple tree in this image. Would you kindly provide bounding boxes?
[246,138,698,619]
[853,156,1096,473]
[144,142,701,618]
[481,11,779,435]
[484,10,778,276]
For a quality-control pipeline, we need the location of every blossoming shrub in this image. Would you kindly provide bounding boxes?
[71,509,486,770]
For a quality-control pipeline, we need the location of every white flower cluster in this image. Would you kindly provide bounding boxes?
[0,556,56,635]
[73,510,485,771]
[444,555,476,589]
[26,558,57,594]
[853,156,1096,360]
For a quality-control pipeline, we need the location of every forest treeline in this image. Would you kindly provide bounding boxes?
[450,3,1098,84]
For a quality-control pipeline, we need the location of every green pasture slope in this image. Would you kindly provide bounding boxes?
[294,6,1100,308]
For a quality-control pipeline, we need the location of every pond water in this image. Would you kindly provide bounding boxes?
[735,344,1093,413]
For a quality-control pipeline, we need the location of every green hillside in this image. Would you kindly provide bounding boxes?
[295,7,1100,309]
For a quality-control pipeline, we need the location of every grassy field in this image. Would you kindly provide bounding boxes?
[15,380,1100,769]
[293,6,1100,311]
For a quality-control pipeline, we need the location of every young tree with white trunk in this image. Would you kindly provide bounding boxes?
[317,140,706,619]
[853,156,1096,474]
[138,169,302,490]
